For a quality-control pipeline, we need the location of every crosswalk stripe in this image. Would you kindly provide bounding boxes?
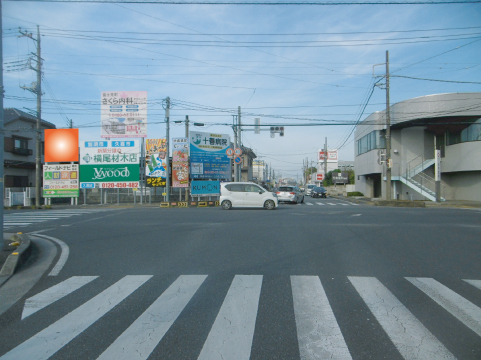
[0,275,152,360]
[97,275,207,360]
[316,202,325,205]
[22,276,98,320]
[327,203,337,205]
[291,276,352,360]
[305,202,313,205]
[407,277,481,337]
[339,203,350,206]
[3,223,33,226]
[349,276,455,360]
[464,279,481,290]
[197,275,263,360]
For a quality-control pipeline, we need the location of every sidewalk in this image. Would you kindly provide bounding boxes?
[331,195,481,209]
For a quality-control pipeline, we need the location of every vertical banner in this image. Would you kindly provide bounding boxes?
[145,139,167,187]
[172,138,189,188]
[190,131,231,180]
[101,91,147,138]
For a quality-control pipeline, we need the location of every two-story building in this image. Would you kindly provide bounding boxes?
[354,92,481,201]
[4,108,56,188]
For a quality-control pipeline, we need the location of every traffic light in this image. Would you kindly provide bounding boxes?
[280,126,284,136]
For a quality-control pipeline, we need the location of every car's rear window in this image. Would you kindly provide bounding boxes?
[279,186,294,191]
[225,184,244,192]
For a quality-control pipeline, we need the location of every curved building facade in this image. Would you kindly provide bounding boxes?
[354,92,481,201]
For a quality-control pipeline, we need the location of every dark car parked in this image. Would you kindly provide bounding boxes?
[311,186,327,198]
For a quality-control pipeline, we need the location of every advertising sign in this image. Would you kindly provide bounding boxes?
[318,149,338,162]
[43,164,79,198]
[190,131,230,180]
[332,172,349,184]
[191,180,221,196]
[101,91,147,138]
[172,138,189,188]
[44,129,79,163]
[80,140,140,188]
[145,139,167,187]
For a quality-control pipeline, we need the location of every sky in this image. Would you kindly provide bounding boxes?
[2,0,481,181]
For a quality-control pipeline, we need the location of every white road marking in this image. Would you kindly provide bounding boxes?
[0,275,152,360]
[339,203,350,206]
[97,275,207,360]
[327,203,337,206]
[22,276,98,320]
[32,234,70,276]
[291,276,352,360]
[464,279,481,291]
[316,202,325,206]
[305,202,314,206]
[3,223,33,226]
[351,214,362,217]
[349,277,455,360]
[407,277,481,337]
[197,275,263,360]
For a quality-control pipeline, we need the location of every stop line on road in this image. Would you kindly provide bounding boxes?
[300,201,359,206]
[2,275,481,360]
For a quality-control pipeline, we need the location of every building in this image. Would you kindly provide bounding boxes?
[3,108,56,188]
[354,92,481,201]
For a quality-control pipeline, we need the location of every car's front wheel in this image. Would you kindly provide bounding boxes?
[221,200,232,210]
[264,200,276,210]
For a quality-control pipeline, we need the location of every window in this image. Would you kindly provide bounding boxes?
[225,184,244,192]
[356,130,386,156]
[447,118,481,145]
[14,137,28,150]
[245,185,261,192]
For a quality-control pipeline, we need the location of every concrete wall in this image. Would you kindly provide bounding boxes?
[442,171,481,201]
[443,141,481,173]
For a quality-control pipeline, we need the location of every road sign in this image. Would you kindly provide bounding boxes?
[234,148,242,156]
[226,148,234,157]
[234,156,243,164]
[316,173,324,181]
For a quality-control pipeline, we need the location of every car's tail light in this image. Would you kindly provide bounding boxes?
[276,192,280,194]
[290,192,296,195]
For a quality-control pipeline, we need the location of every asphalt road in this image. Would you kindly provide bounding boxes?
[1,198,481,359]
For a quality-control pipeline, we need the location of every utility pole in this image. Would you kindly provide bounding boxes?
[0,0,5,236]
[19,25,42,208]
[238,106,242,182]
[164,97,171,201]
[232,115,237,182]
[385,51,392,201]
[324,137,328,185]
[185,115,189,138]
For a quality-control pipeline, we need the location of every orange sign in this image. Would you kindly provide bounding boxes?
[44,129,79,162]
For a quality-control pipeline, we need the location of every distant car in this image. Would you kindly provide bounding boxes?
[276,186,304,204]
[305,184,316,196]
[311,186,327,198]
[220,182,278,210]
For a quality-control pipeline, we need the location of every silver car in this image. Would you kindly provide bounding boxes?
[276,186,304,204]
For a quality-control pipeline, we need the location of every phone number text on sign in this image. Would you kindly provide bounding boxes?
[100,182,139,188]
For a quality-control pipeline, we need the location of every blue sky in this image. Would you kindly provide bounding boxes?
[3,1,481,180]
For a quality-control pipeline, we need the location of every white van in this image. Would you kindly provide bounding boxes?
[220,182,278,210]
[306,184,316,196]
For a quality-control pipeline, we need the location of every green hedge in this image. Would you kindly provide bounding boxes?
[347,191,364,197]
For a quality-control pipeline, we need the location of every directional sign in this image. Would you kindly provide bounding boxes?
[234,156,243,164]
[226,148,234,157]
[234,148,242,156]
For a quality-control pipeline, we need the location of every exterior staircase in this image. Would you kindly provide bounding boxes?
[399,156,445,202]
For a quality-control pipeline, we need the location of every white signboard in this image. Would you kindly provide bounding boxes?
[101,91,147,138]
[43,164,79,198]
[318,149,338,162]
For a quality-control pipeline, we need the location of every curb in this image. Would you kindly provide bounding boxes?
[160,201,220,208]
[0,233,32,286]
[374,200,425,208]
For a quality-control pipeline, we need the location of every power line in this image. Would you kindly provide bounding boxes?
[5,0,481,4]
[392,75,481,84]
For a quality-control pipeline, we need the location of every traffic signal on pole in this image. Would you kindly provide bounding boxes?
[280,126,284,136]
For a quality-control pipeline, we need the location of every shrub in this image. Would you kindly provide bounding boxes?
[347,191,364,197]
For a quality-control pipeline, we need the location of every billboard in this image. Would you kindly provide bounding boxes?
[101,91,147,138]
[332,172,349,184]
[44,129,79,163]
[172,137,189,188]
[80,140,140,189]
[190,131,230,180]
[191,180,221,196]
[43,164,79,198]
[145,139,167,187]
[318,149,338,162]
